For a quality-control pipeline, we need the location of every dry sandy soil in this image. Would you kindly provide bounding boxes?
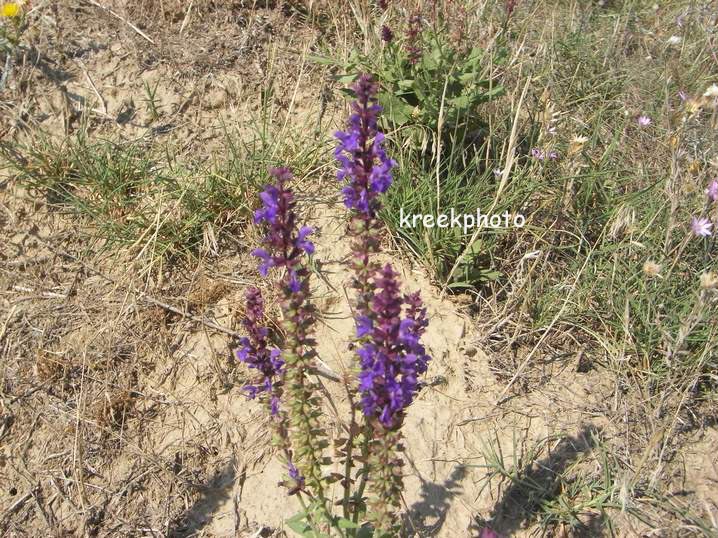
[1,2,717,537]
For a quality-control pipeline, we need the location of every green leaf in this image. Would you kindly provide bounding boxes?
[306,54,339,66]
[483,85,505,99]
[458,72,480,85]
[336,518,360,529]
[334,73,358,84]
[286,513,311,535]
[465,238,484,257]
[450,95,471,110]
[481,270,502,281]
[377,92,414,125]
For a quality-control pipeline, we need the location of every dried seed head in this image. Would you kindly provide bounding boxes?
[700,272,718,289]
[642,260,662,278]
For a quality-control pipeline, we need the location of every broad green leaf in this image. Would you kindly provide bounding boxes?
[334,73,358,84]
[450,95,471,109]
[458,72,480,85]
[377,92,414,125]
[465,238,484,257]
[336,518,360,529]
[286,513,311,535]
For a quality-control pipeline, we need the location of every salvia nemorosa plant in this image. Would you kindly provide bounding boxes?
[235,75,431,537]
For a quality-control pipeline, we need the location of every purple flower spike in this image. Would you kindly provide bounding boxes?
[405,13,423,65]
[251,248,274,277]
[359,264,431,429]
[356,315,373,337]
[255,187,280,224]
[381,25,393,43]
[253,167,315,277]
[287,462,306,492]
[235,287,283,415]
[334,74,396,219]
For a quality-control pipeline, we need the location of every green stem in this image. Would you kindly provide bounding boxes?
[342,385,357,524]
[352,423,372,527]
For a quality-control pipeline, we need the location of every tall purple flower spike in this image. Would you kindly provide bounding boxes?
[251,167,315,282]
[235,286,283,415]
[358,264,431,428]
[405,13,423,65]
[251,166,326,494]
[334,74,396,218]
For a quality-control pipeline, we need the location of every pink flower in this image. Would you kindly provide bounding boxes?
[691,216,713,237]
[705,179,718,202]
[678,90,688,102]
[637,115,652,127]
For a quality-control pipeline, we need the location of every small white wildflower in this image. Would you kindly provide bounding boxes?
[667,36,682,45]
[703,84,718,98]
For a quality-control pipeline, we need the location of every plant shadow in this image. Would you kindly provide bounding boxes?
[403,461,468,537]
[168,458,241,538]
[470,425,603,537]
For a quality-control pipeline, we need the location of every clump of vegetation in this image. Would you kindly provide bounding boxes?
[1,118,324,267]
[2,135,257,262]
[317,2,505,158]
